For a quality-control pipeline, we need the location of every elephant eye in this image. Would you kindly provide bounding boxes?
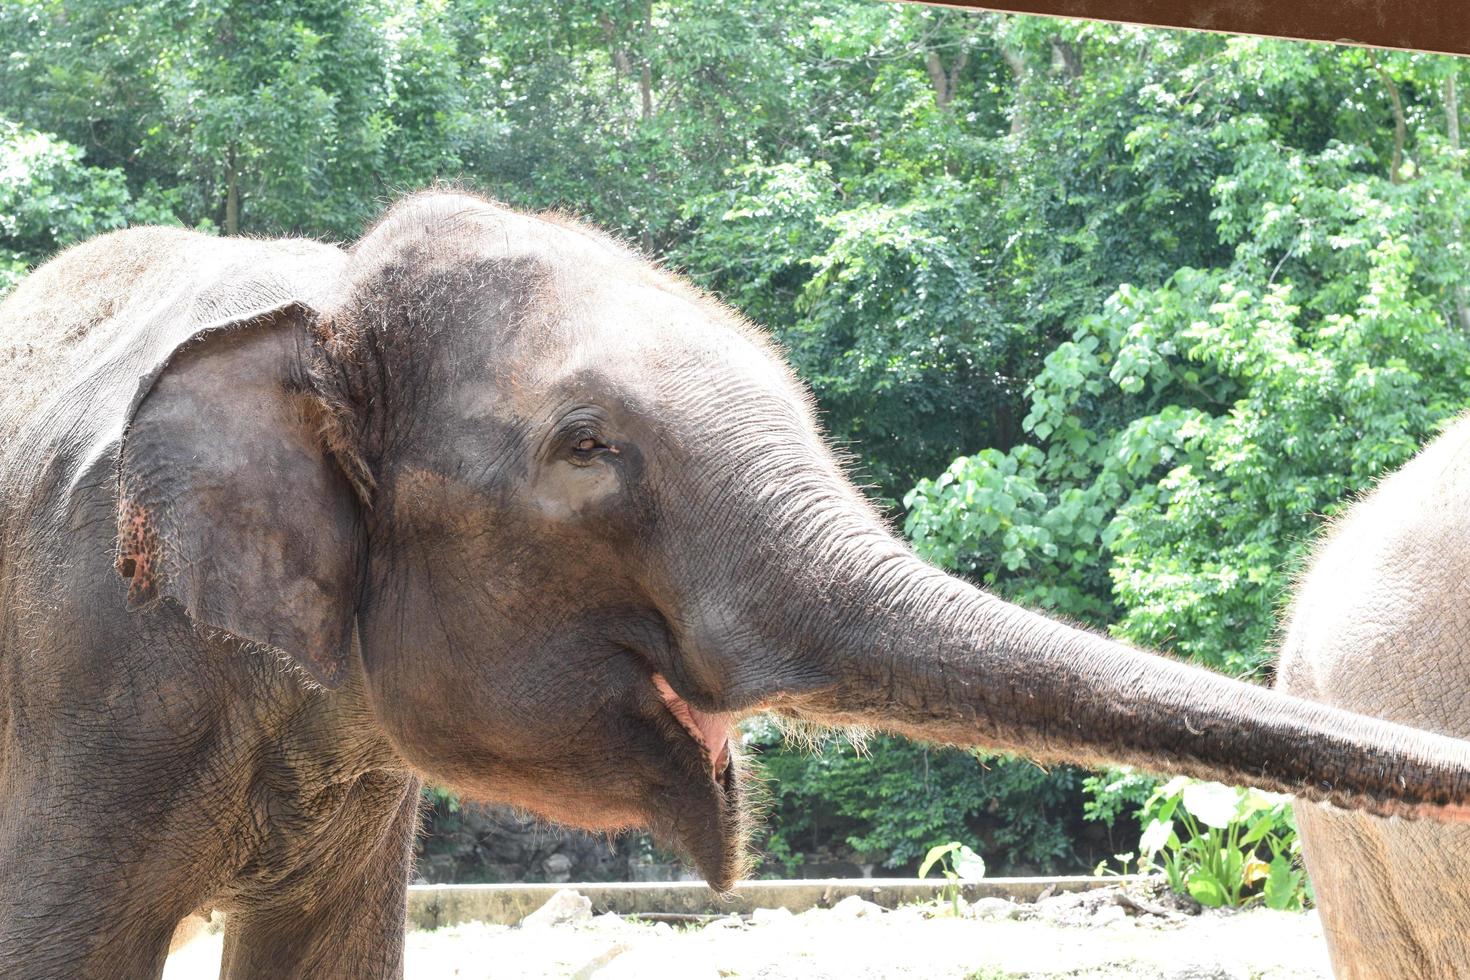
[569,432,617,459]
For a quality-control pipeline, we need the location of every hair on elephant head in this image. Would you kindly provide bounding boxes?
[103,190,1470,892]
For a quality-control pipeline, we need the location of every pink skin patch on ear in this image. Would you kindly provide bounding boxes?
[116,495,160,604]
[653,672,732,783]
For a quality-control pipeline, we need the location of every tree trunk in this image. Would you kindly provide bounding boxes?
[926,50,951,108]
[1000,43,1026,136]
[1374,60,1407,184]
[225,145,239,236]
[599,12,634,77]
[926,49,968,109]
[1051,39,1082,81]
[639,0,654,121]
[1446,72,1470,332]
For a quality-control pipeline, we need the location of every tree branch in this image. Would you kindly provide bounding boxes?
[1373,58,1407,184]
[926,50,951,108]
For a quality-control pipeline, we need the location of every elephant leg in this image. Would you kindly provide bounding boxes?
[0,791,193,979]
[0,869,178,980]
[218,775,421,980]
[1297,803,1470,979]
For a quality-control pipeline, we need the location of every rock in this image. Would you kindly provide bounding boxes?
[702,915,744,932]
[590,912,633,933]
[1035,892,1085,922]
[751,906,795,926]
[417,801,629,884]
[887,904,931,924]
[1160,963,1249,980]
[418,853,459,883]
[829,895,884,918]
[542,853,574,883]
[569,943,632,980]
[595,952,721,980]
[520,889,592,928]
[967,897,1019,921]
[1091,904,1128,927]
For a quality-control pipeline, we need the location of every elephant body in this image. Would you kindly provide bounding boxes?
[1279,419,1470,978]
[7,192,1470,978]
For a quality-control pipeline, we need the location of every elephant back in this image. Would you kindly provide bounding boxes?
[0,228,342,455]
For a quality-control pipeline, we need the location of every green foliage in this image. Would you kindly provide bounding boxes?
[898,39,1470,879]
[1111,777,1307,910]
[0,120,177,291]
[0,0,469,238]
[1081,768,1160,829]
[424,785,461,814]
[905,47,1470,675]
[747,718,1090,876]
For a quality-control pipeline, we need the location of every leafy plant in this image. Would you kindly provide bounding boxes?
[1127,777,1305,910]
[1082,768,1159,829]
[918,841,986,916]
[424,785,461,815]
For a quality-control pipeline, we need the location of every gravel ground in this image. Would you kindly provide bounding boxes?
[162,885,1333,979]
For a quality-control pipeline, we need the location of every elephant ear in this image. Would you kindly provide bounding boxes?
[115,301,363,689]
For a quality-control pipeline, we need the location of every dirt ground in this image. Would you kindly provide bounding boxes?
[161,886,1333,979]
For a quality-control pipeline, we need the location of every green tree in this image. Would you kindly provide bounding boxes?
[0,120,176,291]
[748,722,1096,875]
[906,41,1470,675]
[0,0,470,237]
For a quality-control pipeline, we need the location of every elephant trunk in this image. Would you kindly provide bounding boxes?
[786,546,1470,819]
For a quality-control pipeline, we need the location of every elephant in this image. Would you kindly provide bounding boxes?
[4,189,1470,979]
[1278,420,1470,978]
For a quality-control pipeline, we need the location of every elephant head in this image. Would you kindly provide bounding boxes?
[114,191,1470,890]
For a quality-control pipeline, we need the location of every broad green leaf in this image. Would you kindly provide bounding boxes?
[1263,855,1303,911]
[1182,782,1242,829]
[953,845,987,881]
[1186,870,1229,908]
[918,842,960,880]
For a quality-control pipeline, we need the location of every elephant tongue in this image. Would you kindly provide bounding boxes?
[652,673,732,783]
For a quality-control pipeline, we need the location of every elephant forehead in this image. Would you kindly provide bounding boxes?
[422,270,795,412]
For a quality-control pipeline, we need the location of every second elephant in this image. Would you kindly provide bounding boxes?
[1281,417,1470,978]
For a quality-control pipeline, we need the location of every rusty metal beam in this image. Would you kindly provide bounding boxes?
[910,1,1470,57]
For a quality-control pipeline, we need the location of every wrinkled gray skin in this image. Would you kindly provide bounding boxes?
[4,191,1470,979]
[1279,421,1470,979]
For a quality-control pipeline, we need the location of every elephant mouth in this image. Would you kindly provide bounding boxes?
[653,672,732,785]
[648,671,745,891]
